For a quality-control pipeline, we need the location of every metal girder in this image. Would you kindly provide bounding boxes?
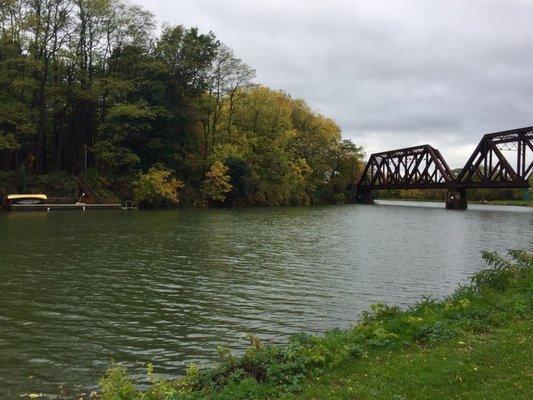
[357,126,533,192]
[358,144,455,190]
[455,127,533,189]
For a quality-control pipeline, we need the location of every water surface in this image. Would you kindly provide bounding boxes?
[0,202,531,397]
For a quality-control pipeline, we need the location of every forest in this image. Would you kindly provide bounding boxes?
[0,0,364,207]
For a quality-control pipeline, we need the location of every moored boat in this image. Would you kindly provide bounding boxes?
[2,194,48,210]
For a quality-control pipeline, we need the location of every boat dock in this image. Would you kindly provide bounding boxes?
[2,193,135,211]
[9,203,124,211]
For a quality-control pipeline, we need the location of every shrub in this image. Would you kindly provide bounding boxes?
[133,167,183,209]
[471,250,531,290]
[99,365,138,400]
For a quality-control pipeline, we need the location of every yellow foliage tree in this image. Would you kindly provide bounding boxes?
[202,161,233,203]
[133,167,183,208]
[207,85,364,205]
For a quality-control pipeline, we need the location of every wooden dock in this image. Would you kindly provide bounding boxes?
[9,203,123,211]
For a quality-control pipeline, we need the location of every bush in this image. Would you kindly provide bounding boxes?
[99,365,138,400]
[133,167,183,209]
[471,250,532,290]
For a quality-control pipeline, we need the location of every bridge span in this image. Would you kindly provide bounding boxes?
[356,126,533,209]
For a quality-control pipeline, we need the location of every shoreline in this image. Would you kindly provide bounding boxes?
[376,198,532,207]
[93,250,532,400]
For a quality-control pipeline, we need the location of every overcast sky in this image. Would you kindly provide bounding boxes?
[134,0,533,167]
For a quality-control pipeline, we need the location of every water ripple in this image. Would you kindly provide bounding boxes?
[0,202,531,397]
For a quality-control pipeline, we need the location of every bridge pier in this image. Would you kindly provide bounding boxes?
[445,189,467,210]
[355,188,374,204]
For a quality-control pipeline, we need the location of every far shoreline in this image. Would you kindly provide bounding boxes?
[376,198,532,207]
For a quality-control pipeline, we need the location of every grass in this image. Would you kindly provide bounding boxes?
[284,319,532,400]
[377,197,533,207]
[486,199,533,207]
[94,250,533,400]
[375,197,443,202]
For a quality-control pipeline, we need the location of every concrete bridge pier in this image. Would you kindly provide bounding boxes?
[355,188,374,204]
[445,189,467,210]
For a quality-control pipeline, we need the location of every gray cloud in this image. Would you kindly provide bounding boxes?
[135,0,533,167]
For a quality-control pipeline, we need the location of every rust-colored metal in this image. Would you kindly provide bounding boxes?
[454,126,533,189]
[356,126,533,208]
[358,144,455,190]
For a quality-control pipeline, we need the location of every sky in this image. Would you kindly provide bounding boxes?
[134,0,533,167]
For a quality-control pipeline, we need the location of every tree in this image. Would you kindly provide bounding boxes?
[199,44,255,175]
[322,139,365,203]
[153,25,218,182]
[133,167,183,208]
[0,2,364,208]
[201,161,232,204]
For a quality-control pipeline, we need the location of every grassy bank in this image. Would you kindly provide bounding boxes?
[97,250,532,400]
[286,319,531,399]
[486,199,533,207]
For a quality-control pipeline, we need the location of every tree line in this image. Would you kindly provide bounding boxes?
[0,0,364,207]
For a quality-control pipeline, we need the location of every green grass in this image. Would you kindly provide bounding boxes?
[95,250,533,400]
[486,199,532,207]
[284,319,532,400]
[377,198,533,207]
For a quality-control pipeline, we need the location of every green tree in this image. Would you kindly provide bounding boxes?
[0,1,365,207]
[322,139,365,203]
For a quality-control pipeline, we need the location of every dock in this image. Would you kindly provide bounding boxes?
[9,203,123,211]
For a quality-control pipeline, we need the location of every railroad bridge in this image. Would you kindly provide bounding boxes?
[356,126,533,209]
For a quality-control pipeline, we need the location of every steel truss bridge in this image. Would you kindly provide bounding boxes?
[356,126,533,209]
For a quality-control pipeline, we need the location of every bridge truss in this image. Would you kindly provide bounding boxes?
[358,145,455,190]
[455,126,533,188]
[356,126,533,209]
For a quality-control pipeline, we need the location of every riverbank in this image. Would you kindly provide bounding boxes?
[96,250,532,400]
[486,199,532,207]
[286,319,531,399]
[0,169,357,209]
[377,197,532,207]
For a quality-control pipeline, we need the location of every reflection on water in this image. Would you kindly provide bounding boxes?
[0,202,531,397]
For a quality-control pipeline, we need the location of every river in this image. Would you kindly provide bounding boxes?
[0,201,531,398]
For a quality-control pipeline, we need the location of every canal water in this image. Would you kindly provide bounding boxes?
[0,201,531,398]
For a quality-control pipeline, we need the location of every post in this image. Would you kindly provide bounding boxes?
[356,187,374,204]
[445,189,467,210]
[84,145,88,173]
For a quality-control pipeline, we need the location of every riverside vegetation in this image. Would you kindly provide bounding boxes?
[0,0,363,207]
[94,250,532,400]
